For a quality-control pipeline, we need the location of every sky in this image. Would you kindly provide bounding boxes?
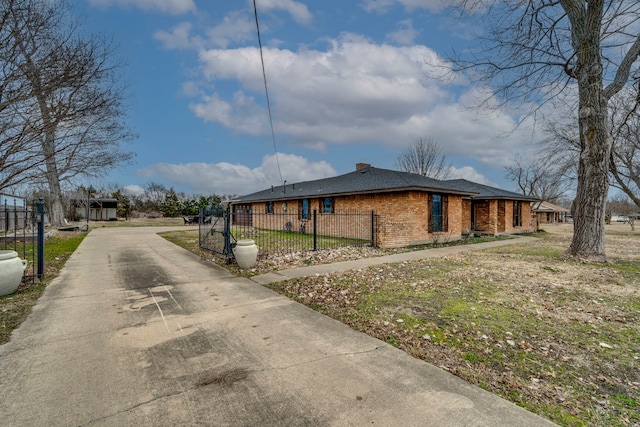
[82,0,544,198]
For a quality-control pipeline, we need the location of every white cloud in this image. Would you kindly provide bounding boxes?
[386,19,420,45]
[190,92,267,135]
[397,0,450,12]
[189,34,540,172]
[361,0,449,13]
[448,166,496,186]
[137,153,336,195]
[123,184,145,197]
[153,2,311,51]
[361,0,395,14]
[180,80,201,97]
[153,22,195,49]
[205,10,256,48]
[89,0,196,15]
[258,0,313,25]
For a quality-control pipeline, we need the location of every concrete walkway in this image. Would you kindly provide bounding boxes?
[0,228,554,426]
[252,235,539,284]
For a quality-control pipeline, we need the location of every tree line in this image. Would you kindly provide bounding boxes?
[66,182,231,221]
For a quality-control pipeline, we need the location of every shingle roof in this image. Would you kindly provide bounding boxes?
[531,200,570,212]
[235,166,477,203]
[234,167,541,203]
[442,179,540,201]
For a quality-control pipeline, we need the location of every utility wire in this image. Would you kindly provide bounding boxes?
[253,0,284,186]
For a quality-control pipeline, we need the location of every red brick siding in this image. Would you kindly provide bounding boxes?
[474,200,533,234]
[247,191,464,248]
[244,194,531,248]
[461,199,472,233]
[498,200,506,232]
[474,200,497,234]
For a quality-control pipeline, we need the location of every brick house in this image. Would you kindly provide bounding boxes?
[531,201,570,224]
[233,164,538,248]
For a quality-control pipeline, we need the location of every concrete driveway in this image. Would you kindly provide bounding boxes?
[0,227,555,426]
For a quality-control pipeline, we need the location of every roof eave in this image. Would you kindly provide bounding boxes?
[233,186,478,203]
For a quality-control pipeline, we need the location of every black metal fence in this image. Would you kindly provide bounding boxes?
[199,205,376,260]
[1,198,46,284]
[198,206,230,257]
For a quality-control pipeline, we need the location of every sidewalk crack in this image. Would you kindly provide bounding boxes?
[263,345,383,371]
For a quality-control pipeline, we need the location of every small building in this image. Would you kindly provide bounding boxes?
[233,164,539,248]
[531,201,570,224]
[74,198,118,221]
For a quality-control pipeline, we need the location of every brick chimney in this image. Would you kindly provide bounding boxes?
[356,163,371,171]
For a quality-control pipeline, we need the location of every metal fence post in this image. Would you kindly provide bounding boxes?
[371,210,375,247]
[224,205,232,262]
[37,198,45,279]
[12,199,17,251]
[313,209,317,251]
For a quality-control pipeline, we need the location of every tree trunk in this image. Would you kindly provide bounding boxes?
[43,131,65,226]
[568,22,610,261]
[570,152,609,260]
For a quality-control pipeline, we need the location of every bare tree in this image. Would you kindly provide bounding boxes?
[607,194,638,230]
[545,87,640,209]
[142,182,168,213]
[448,1,640,260]
[608,88,640,208]
[0,2,47,189]
[505,157,570,203]
[0,0,135,225]
[395,137,452,180]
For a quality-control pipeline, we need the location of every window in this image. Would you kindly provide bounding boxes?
[513,201,522,227]
[429,194,448,233]
[266,201,274,214]
[300,199,309,220]
[432,194,443,232]
[322,197,334,214]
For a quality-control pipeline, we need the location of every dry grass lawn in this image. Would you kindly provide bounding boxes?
[263,224,640,426]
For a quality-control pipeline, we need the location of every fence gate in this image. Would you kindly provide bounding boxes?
[198,205,233,261]
[1,198,47,285]
[199,205,376,260]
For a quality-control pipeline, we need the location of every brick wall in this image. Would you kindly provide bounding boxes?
[473,200,533,234]
[498,200,506,232]
[245,194,531,248]
[505,200,533,233]
[248,191,464,248]
[339,192,465,247]
[474,200,497,234]
[522,201,533,232]
[462,199,472,233]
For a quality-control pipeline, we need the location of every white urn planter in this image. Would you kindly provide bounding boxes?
[0,250,28,296]
[233,239,258,269]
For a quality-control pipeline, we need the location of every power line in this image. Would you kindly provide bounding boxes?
[253,0,284,185]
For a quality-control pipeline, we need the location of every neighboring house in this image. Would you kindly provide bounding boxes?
[73,198,118,221]
[531,201,571,224]
[233,164,538,248]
